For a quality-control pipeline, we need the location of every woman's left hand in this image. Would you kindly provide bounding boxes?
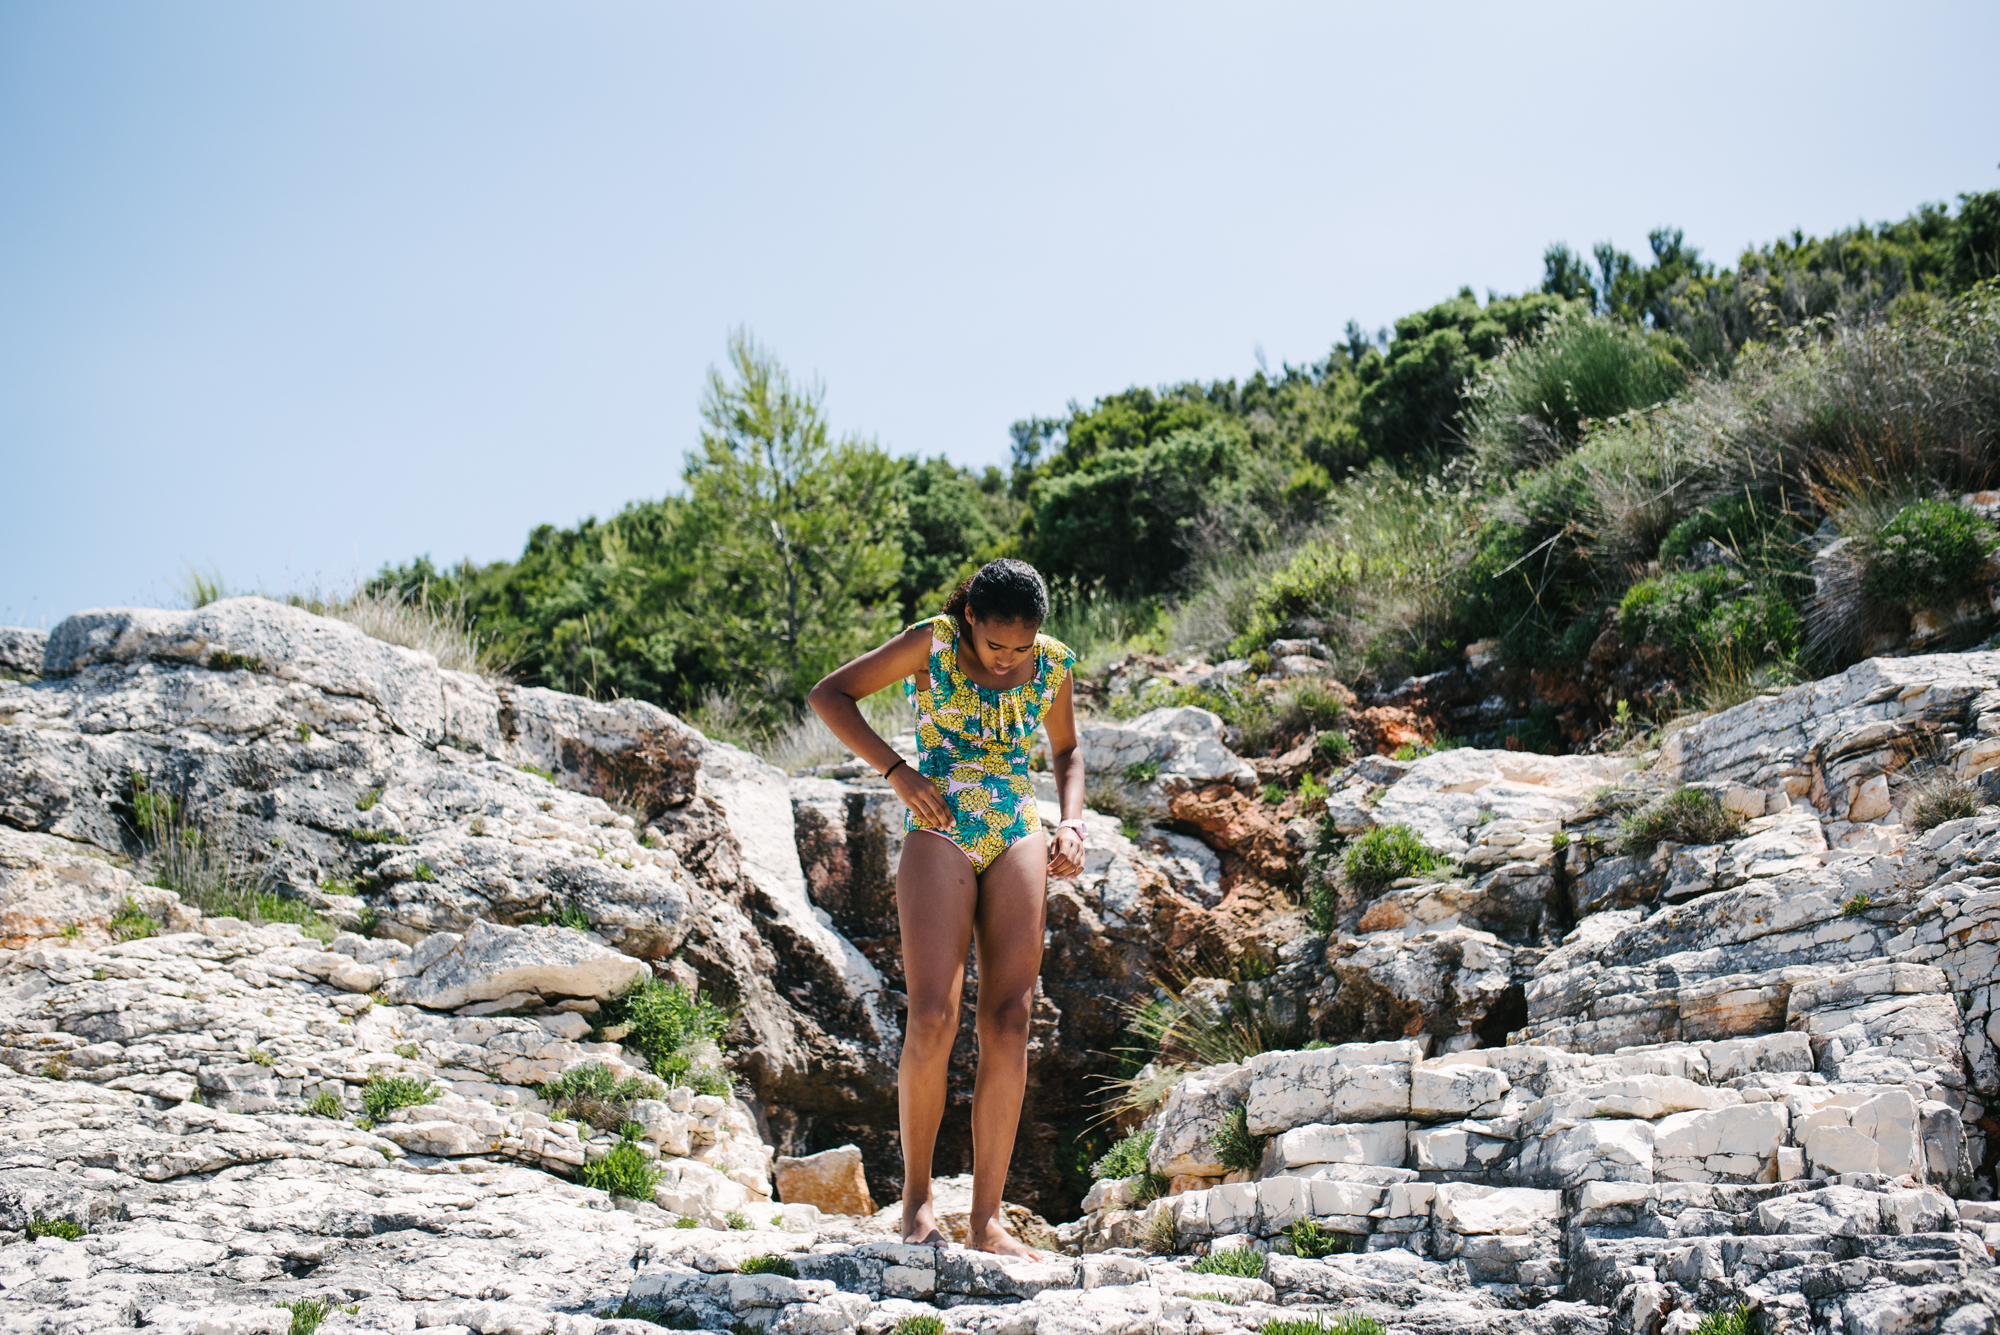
[1048,825,1084,879]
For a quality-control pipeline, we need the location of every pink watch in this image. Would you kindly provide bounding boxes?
[1056,819,1088,844]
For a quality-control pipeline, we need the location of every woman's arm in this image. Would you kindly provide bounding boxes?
[807,627,953,831]
[1042,674,1085,878]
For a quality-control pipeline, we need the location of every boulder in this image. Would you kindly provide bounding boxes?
[773,1144,875,1216]
[389,919,647,1010]
[0,627,44,680]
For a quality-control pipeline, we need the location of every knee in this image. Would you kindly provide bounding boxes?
[903,999,960,1049]
[978,992,1034,1043]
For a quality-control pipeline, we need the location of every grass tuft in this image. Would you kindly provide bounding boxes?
[1189,1246,1265,1278]
[1841,893,1873,918]
[1212,1104,1266,1174]
[1286,1217,1357,1258]
[889,1318,947,1335]
[1908,767,1982,830]
[737,1254,798,1277]
[1620,787,1744,856]
[25,1218,85,1241]
[304,1090,345,1119]
[1693,1305,1753,1335]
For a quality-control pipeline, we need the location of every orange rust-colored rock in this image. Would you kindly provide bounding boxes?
[1356,900,1411,933]
[1347,705,1431,756]
[774,1143,876,1215]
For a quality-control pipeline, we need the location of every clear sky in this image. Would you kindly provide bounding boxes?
[3,2,1997,627]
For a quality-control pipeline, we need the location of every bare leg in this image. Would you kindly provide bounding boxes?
[896,830,977,1246]
[965,831,1049,1258]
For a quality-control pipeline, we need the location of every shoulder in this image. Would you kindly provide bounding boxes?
[1037,634,1076,676]
[907,614,955,644]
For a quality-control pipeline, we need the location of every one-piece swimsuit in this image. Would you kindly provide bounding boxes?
[902,614,1075,873]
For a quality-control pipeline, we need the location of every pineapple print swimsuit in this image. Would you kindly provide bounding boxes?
[903,614,1076,873]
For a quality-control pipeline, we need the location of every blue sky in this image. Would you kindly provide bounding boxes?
[3,1,1997,626]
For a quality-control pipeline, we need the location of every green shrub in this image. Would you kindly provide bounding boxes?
[411,862,437,883]
[1123,760,1161,784]
[1618,568,1741,654]
[1285,1217,1356,1258]
[1692,1305,1752,1335]
[25,1218,85,1241]
[538,898,593,931]
[1314,731,1353,764]
[583,1141,664,1201]
[1842,893,1873,917]
[596,1300,699,1330]
[1864,499,1996,610]
[738,1254,798,1277]
[725,1211,751,1230]
[605,978,732,1091]
[246,1049,274,1067]
[1091,1128,1154,1181]
[1296,772,1328,805]
[889,1317,947,1335]
[1464,310,1688,471]
[673,1216,700,1229]
[1189,1246,1265,1278]
[537,1062,662,1130]
[1660,493,1773,566]
[304,1090,345,1119]
[1212,1103,1266,1173]
[1619,788,1744,856]
[519,764,558,782]
[394,1042,419,1059]
[1342,824,1443,889]
[619,1120,647,1142]
[360,1074,438,1120]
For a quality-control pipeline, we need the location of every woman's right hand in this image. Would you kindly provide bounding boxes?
[890,764,952,830]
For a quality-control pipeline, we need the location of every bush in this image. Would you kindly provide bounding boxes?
[1314,731,1353,764]
[1189,1246,1266,1278]
[1620,788,1744,856]
[1864,499,1996,610]
[1285,1217,1356,1258]
[737,1254,798,1277]
[109,897,159,942]
[890,1317,947,1335]
[1091,1128,1154,1181]
[1342,824,1443,889]
[537,1062,662,1131]
[1465,310,1688,472]
[26,1218,85,1241]
[583,1141,664,1201]
[1211,1104,1265,1173]
[1692,1306,1752,1335]
[604,978,733,1092]
[1842,893,1873,917]
[360,1075,438,1120]
[275,1299,350,1335]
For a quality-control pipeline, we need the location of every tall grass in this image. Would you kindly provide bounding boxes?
[291,584,511,678]
[691,685,908,773]
[1464,310,1689,473]
[129,775,331,939]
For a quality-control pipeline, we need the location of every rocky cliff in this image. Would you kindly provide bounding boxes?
[1,598,1996,1335]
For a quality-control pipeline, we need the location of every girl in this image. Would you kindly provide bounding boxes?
[808,558,1086,1256]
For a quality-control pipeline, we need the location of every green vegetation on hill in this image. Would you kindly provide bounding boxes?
[353,189,2000,750]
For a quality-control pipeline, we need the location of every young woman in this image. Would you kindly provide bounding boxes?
[808,558,1085,1257]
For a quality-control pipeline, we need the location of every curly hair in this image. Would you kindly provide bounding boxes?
[944,558,1049,630]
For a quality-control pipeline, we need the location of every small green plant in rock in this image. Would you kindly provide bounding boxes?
[411,862,437,883]
[537,1061,661,1129]
[304,1090,345,1119]
[1286,1217,1356,1258]
[1692,1304,1753,1335]
[296,722,312,743]
[25,1218,85,1241]
[349,828,408,845]
[207,650,262,673]
[1342,824,1443,889]
[539,898,592,931]
[1123,759,1161,784]
[673,1216,700,1229]
[889,1317,947,1335]
[583,1141,664,1201]
[618,1120,647,1143]
[394,1042,419,1059]
[1143,1208,1178,1255]
[1091,1127,1154,1180]
[1865,499,1997,611]
[604,977,733,1092]
[725,1210,751,1230]
[1212,1103,1266,1173]
[1262,783,1288,805]
[274,1298,351,1335]
[595,1300,698,1330]
[1841,893,1873,917]
[1295,772,1328,806]
[58,922,82,941]
[356,786,383,811]
[246,1049,274,1067]
[1189,1246,1265,1278]
[360,1074,438,1120]
[1619,788,1744,857]
[519,764,557,782]
[737,1254,798,1277]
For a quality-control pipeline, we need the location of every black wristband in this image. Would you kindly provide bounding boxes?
[883,758,907,780]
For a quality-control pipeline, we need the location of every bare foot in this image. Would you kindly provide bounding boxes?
[967,1219,1043,1260]
[901,1197,945,1248]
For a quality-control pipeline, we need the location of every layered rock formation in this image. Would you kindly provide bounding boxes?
[3,598,1998,1334]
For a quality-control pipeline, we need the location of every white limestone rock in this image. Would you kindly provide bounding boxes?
[389,919,648,1010]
